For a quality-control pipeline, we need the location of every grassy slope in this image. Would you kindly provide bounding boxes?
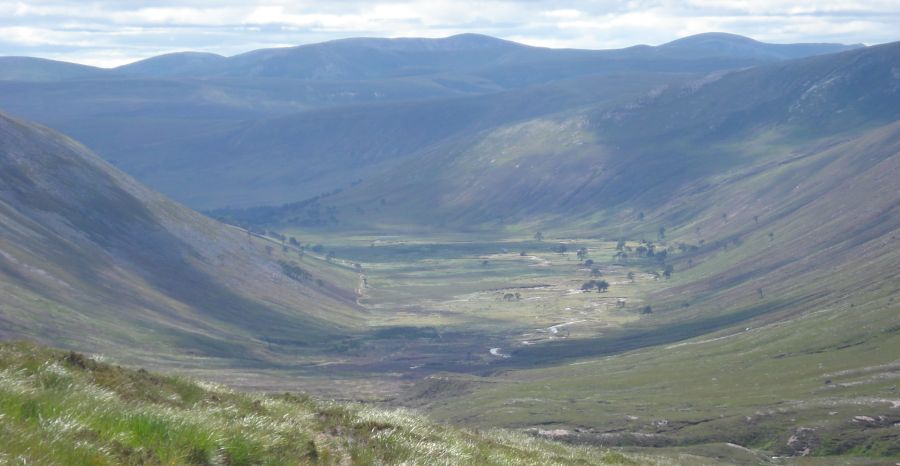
[0,110,364,367]
[0,342,684,466]
[407,123,900,460]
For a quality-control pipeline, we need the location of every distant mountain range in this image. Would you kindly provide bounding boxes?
[0,33,865,211]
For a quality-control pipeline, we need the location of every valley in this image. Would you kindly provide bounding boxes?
[0,29,898,465]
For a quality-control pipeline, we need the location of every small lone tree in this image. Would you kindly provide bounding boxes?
[642,305,653,314]
[596,280,610,292]
[658,226,666,240]
[590,267,602,277]
[663,264,674,279]
[627,271,636,283]
[533,231,544,242]
[576,247,588,261]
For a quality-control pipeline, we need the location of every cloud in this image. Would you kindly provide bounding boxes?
[0,0,897,67]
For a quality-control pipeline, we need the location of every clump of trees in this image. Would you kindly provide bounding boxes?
[502,292,521,301]
[581,280,610,293]
[279,261,312,282]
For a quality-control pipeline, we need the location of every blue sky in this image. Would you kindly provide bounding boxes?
[2,0,899,67]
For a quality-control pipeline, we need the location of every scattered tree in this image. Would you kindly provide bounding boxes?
[663,264,674,279]
[642,305,653,314]
[533,231,544,242]
[590,267,602,277]
[576,247,588,261]
[616,239,626,250]
[656,250,669,264]
[658,226,666,240]
[596,280,610,292]
[627,271,636,283]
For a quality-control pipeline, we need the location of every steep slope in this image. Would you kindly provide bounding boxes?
[0,110,363,365]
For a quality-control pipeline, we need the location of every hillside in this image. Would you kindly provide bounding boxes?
[133,72,687,209]
[267,41,900,229]
[0,110,363,366]
[0,342,670,466]
[0,57,107,82]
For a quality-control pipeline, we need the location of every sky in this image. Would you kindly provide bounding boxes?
[2,0,899,68]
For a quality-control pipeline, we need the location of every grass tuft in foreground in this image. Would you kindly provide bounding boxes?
[0,341,669,465]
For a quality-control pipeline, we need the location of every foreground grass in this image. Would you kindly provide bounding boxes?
[0,342,668,466]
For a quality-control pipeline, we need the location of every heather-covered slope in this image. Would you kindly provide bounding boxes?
[0,111,363,364]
